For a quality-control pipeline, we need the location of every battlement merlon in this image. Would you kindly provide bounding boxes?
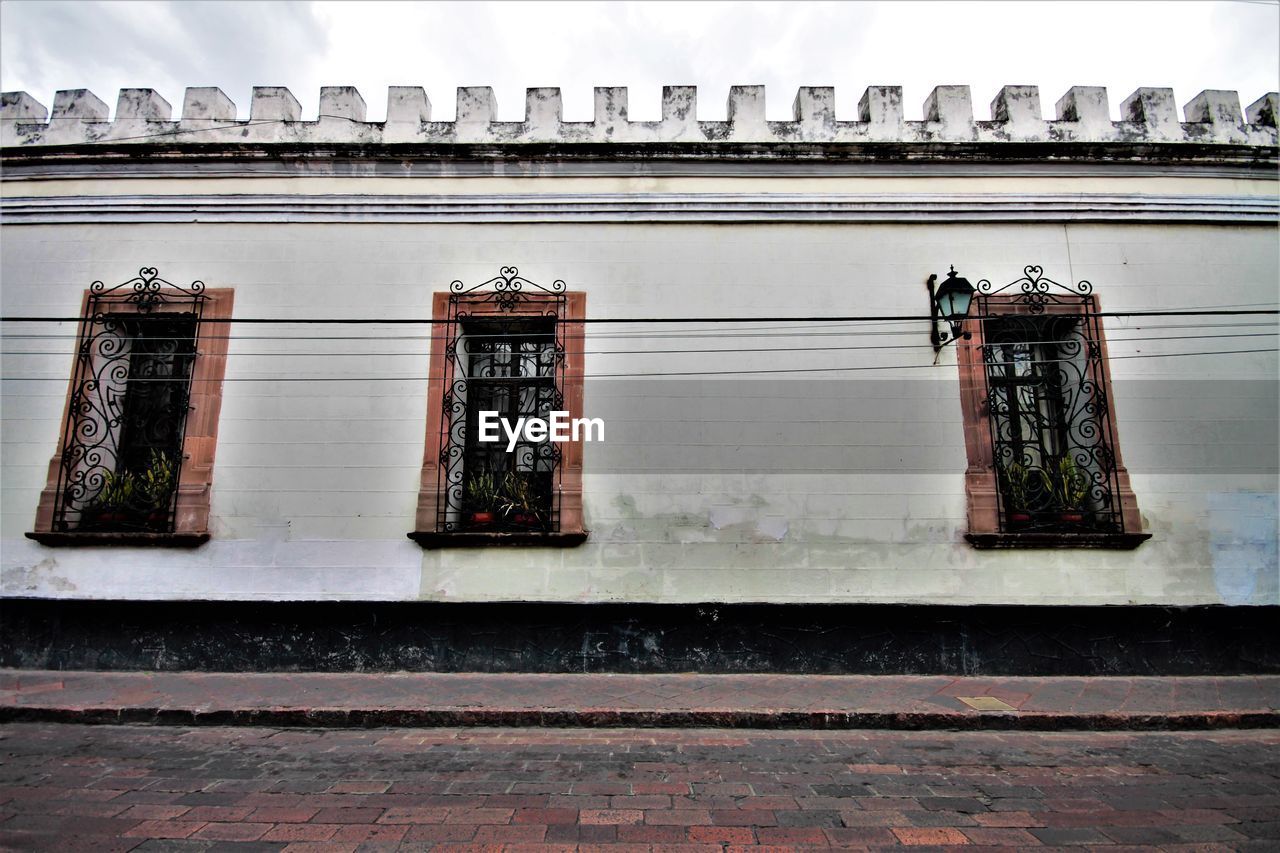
[2,84,1277,148]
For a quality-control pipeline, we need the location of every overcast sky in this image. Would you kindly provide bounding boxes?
[1,0,1277,123]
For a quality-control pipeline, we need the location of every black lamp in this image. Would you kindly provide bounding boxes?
[927,266,975,351]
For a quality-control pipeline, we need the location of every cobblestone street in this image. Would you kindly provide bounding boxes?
[1,724,1278,850]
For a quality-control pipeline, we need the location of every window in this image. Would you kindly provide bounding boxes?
[457,317,558,531]
[956,266,1148,548]
[410,267,587,547]
[28,269,233,545]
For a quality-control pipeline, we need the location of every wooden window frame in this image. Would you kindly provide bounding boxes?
[27,288,234,547]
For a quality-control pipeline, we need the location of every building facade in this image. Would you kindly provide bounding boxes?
[1,82,1277,672]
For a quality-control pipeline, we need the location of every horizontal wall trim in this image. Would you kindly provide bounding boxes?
[3,192,1276,224]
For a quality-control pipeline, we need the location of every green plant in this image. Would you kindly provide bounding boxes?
[94,468,138,510]
[498,470,541,519]
[138,449,178,509]
[1052,455,1089,511]
[464,470,500,512]
[997,460,1048,512]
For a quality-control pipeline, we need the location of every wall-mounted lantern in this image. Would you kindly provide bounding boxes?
[927,266,976,351]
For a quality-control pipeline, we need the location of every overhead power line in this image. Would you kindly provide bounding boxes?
[2,309,1277,326]
[4,329,1277,359]
[2,320,1276,348]
[3,345,1275,383]
[4,320,1278,345]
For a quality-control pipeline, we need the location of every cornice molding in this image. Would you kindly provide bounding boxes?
[2,192,1275,225]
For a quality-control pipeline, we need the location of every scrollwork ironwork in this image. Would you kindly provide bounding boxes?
[978,270,1123,534]
[976,264,1093,315]
[89,266,206,313]
[449,266,567,313]
[51,268,204,534]
[437,267,567,533]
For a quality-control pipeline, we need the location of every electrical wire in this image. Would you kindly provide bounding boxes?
[4,330,1277,359]
[579,348,1280,379]
[5,325,1274,356]
[2,309,1277,326]
[3,330,1277,361]
[2,309,1275,379]
[3,346,1274,383]
[1,320,1276,345]
[0,319,931,341]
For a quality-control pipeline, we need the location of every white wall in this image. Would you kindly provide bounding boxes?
[2,218,1276,604]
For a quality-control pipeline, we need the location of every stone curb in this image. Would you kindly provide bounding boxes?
[2,705,1277,731]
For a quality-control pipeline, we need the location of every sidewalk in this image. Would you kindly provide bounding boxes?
[2,670,1277,730]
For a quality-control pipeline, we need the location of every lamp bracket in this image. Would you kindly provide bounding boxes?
[927,267,973,352]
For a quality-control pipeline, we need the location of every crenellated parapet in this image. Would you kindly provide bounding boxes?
[1,84,1277,148]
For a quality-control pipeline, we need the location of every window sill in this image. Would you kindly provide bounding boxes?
[25,531,211,548]
[965,532,1151,550]
[407,530,588,549]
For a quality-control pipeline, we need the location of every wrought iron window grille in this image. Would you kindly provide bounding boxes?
[50,268,205,535]
[436,267,568,534]
[974,266,1126,536]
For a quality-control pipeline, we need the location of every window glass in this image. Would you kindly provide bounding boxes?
[456,319,557,531]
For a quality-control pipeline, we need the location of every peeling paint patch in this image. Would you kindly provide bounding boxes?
[1,557,77,593]
[755,515,789,541]
[709,506,752,530]
[1208,491,1279,605]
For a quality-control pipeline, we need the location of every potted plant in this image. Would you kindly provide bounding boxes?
[86,468,139,526]
[997,460,1043,524]
[1052,455,1090,523]
[138,449,179,524]
[464,471,500,525]
[498,470,542,527]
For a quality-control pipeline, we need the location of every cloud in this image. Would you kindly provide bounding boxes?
[1,0,329,118]
[2,0,1275,123]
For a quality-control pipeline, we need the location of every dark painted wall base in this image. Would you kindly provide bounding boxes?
[1,599,1276,675]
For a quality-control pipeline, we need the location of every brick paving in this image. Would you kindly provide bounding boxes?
[1,723,1279,850]
[3,670,1278,730]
